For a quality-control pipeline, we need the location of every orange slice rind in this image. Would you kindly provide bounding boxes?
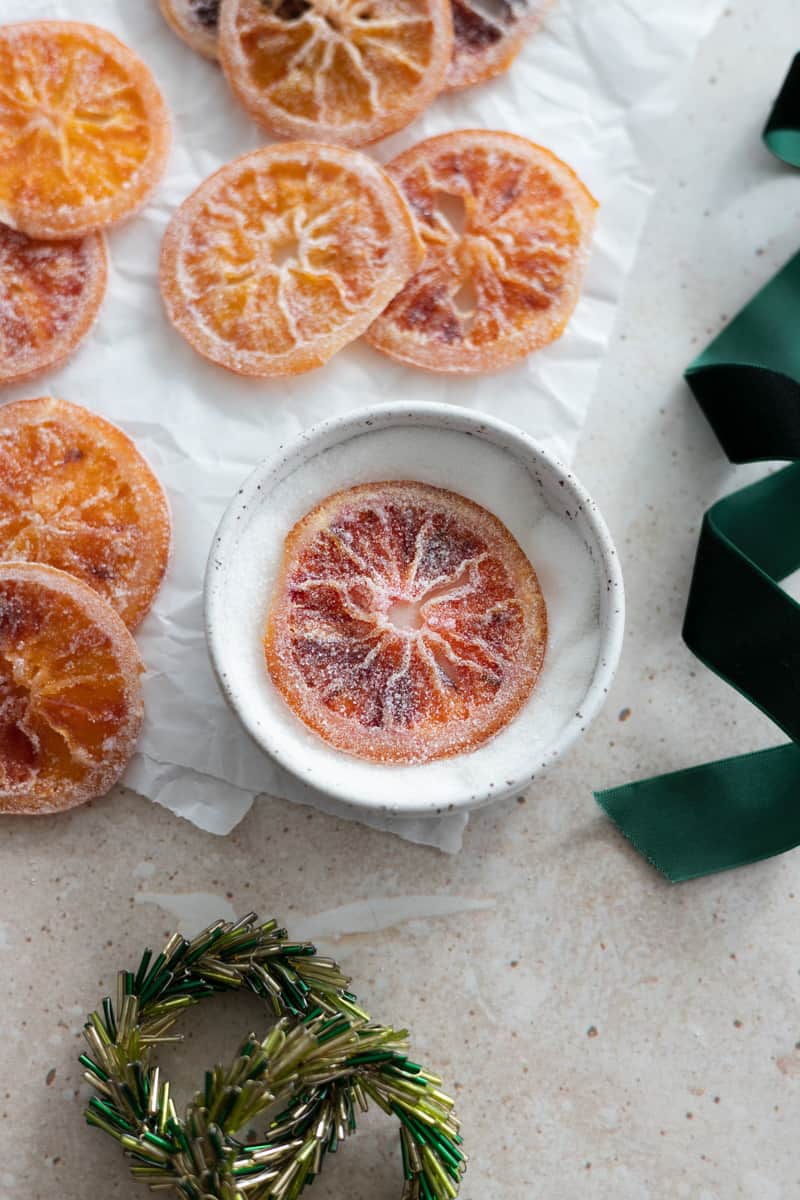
[159,0,221,61]
[0,397,171,630]
[219,0,453,147]
[366,130,597,374]
[265,480,547,763]
[0,21,171,239]
[446,0,551,90]
[0,224,108,386]
[0,561,144,814]
[160,142,423,376]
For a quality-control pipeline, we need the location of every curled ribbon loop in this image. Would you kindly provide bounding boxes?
[595,56,800,882]
[764,51,800,167]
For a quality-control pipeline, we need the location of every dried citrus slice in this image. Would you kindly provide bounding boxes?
[0,21,170,240]
[446,0,551,90]
[0,398,171,630]
[159,0,221,61]
[0,224,107,387]
[265,480,547,763]
[218,0,453,147]
[160,143,423,376]
[366,131,597,373]
[0,562,143,814]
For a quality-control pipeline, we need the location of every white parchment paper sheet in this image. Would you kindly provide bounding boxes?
[2,0,724,849]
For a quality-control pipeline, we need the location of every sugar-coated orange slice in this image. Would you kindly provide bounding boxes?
[265,480,547,763]
[446,0,550,90]
[160,143,423,376]
[0,21,170,240]
[366,131,597,373]
[159,0,220,62]
[0,398,171,630]
[0,562,143,814]
[0,224,108,387]
[218,0,453,147]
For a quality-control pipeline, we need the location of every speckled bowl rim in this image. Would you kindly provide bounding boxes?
[204,402,625,817]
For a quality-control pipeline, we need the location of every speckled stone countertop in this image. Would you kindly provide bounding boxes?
[3,4,800,1198]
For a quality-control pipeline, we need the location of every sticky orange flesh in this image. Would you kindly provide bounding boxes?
[0,225,107,385]
[367,130,597,374]
[0,398,171,630]
[219,0,453,146]
[265,480,547,763]
[0,563,143,814]
[160,143,423,377]
[0,21,170,238]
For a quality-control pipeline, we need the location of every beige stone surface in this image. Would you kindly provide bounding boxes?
[3,3,800,1198]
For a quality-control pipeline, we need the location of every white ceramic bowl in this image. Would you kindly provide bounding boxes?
[205,403,624,818]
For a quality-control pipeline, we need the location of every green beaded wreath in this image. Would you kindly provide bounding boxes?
[81,913,466,1200]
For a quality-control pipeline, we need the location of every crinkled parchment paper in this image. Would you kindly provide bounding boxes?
[2,0,725,850]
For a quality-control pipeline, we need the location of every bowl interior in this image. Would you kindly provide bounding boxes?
[205,406,624,816]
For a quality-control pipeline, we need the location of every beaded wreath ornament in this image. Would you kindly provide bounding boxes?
[81,913,466,1200]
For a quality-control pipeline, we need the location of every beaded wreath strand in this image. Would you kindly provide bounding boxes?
[80,914,466,1200]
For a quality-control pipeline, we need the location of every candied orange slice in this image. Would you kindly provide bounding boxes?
[218,0,453,147]
[265,481,547,763]
[0,21,170,240]
[0,398,171,630]
[0,224,107,387]
[159,0,221,61]
[160,143,423,376]
[446,0,550,90]
[0,562,143,814]
[366,131,596,373]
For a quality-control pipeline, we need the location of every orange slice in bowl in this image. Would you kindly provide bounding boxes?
[159,0,220,61]
[446,0,550,91]
[218,0,453,147]
[0,562,143,815]
[0,398,171,630]
[0,21,170,239]
[160,143,423,376]
[265,480,547,764]
[0,224,108,387]
[367,130,597,374]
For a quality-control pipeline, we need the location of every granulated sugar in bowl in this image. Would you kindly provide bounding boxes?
[205,404,624,817]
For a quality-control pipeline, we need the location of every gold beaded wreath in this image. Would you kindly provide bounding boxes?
[81,913,466,1200]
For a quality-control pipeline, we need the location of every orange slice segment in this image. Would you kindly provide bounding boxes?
[366,130,597,373]
[0,21,170,239]
[445,0,550,90]
[265,480,547,763]
[159,0,221,61]
[0,398,171,630]
[160,143,423,376]
[218,0,453,147]
[0,224,107,386]
[0,562,143,814]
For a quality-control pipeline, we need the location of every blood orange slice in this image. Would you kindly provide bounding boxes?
[0,562,143,815]
[366,130,597,374]
[0,224,107,387]
[159,0,221,61]
[446,0,551,91]
[265,481,547,764]
[0,398,171,630]
[160,143,423,376]
[0,21,170,240]
[218,0,453,147]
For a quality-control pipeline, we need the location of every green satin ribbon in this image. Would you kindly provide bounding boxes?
[595,57,800,882]
[764,51,800,167]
